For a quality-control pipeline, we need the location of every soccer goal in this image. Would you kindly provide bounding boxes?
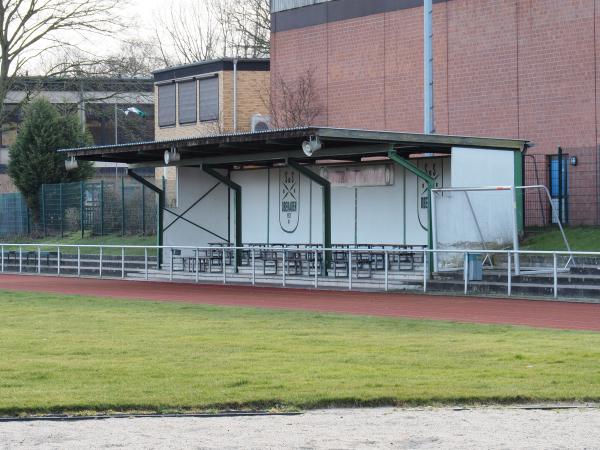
[431,185,572,275]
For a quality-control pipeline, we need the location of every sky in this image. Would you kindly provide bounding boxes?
[27,0,177,73]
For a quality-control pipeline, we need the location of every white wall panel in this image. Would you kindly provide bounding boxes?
[231,169,269,243]
[164,166,229,256]
[435,148,516,249]
[166,156,491,252]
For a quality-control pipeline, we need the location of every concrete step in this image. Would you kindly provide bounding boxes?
[434,270,600,286]
[428,278,600,302]
[127,269,425,291]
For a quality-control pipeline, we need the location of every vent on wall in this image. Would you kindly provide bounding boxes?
[251,114,271,132]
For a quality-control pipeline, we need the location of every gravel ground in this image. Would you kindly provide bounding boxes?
[1,407,599,449]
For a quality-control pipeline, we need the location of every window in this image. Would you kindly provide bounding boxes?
[158,83,176,127]
[178,80,197,125]
[199,76,219,122]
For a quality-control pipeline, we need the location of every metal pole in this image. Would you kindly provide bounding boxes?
[423,250,428,292]
[195,248,200,283]
[222,248,226,284]
[80,181,85,238]
[314,249,318,288]
[385,249,389,292]
[144,248,148,280]
[100,180,104,237]
[553,252,558,299]
[57,246,60,276]
[169,249,173,281]
[511,186,521,275]
[114,102,118,186]
[121,176,125,237]
[424,0,434,134]
[282,249,286,287]
[18,246,22,273]
[431,192,438,272]
[59,183,64,238]
[77,246,81,277]
[507,251,512,296]
[252,249,256,286]
[41,184,46,237]
[99,247,103,278]
[38,246,41,274]
[463,252,468,295]
[348,249,352,291]
[1,245,4,273]
[121,247,125,279]
[141,184,146,236]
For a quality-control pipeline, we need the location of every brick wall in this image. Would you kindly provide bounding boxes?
[271,0,600,225]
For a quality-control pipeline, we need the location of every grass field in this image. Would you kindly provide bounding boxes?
[1,291,600,416]
[522,226,600,252]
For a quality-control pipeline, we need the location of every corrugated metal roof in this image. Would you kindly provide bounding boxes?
[59,127,531,168]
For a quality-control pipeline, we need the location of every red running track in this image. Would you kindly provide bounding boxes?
[0,275,599,331]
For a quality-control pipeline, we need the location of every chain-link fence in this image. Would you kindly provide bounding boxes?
[0,178,159,239]
[524,147,600,228]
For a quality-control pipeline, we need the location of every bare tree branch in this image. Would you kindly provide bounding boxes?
[270,67,323,129]
[154,0,270,65]
[0,0,127,123]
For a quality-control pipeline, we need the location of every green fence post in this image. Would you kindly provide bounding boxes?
[41,184,46,237]
[80,181,85,238]
[59,183,64,238]
[121,176,125,237]
[141,184,146,236]
[26,201,30,236]
[100,180,104,237]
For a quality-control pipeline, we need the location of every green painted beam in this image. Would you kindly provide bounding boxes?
[203,165,242,271]
[127,169,164,267]
[288,160,331,274]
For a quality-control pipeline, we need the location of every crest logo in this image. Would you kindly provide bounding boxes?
[279,168,300,233]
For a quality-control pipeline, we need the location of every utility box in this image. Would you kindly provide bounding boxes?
[467,253,483,281]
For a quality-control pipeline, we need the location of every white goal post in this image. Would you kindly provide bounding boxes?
[431,185,572,275]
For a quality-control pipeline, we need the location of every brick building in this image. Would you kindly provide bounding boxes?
[153,58,270,206]
[271,0,600,226]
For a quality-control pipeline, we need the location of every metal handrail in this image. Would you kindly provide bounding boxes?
[1,243,595,300]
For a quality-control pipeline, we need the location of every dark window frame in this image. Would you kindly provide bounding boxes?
[157,83,176,128]
[199,76,219,123]
[177,79,198,125]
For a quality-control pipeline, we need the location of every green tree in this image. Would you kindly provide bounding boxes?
[8,98,94,220]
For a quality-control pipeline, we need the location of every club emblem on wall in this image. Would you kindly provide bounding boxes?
[280,168,300,233]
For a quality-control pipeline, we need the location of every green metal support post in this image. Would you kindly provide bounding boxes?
[41,184,46,237]
[80,181,85,238]
[127,169,164,267]
[141,184,146,236]
[100,180,104,237]
[202,165,242,272]
[121,176,125,237]
[387,150,436,274]
[287,160,332,274]
[59,183,63,238]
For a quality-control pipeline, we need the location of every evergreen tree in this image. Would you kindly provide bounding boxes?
[8,98,94,220]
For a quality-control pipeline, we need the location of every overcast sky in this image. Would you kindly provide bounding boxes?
[27,0,174,72]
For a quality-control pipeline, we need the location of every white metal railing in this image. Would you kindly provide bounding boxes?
[0,243,597,300]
